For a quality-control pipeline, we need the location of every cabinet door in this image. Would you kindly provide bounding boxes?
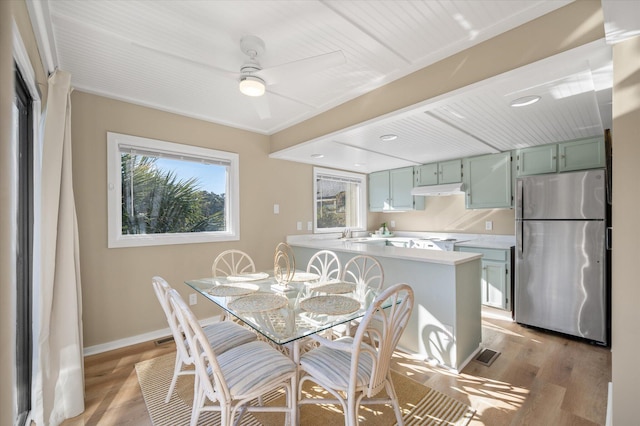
[558,137,605,172]
[368,171,389,212]
[415,163,438,186]
[516,144,557,176]
[464,152,512,209]
[389,167,415,210]
[439,159,462,184]
[483,260,508,309]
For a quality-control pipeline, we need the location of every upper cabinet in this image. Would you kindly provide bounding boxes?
[369,167,424,212]
[558,137,605,172]
[415,159,462,186]
[464,152,512,209]
[516,144,557,176]
[516,137,605,177]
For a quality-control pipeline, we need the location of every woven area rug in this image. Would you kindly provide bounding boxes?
[135,352,475,425]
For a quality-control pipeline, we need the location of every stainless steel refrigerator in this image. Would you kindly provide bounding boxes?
[515,169,608,345]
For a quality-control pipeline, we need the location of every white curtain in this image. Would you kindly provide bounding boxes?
[32,70,84,426]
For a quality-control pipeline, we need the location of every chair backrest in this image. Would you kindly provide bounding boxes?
[341,255,384,291]
[350,283,414,397]
[151,276,193,364]
[212,249,256,277]
[307,250,341,282]
[167,288,231,403]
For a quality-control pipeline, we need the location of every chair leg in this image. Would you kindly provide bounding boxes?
[165,354,183,403]
[386,380,404,426]
[346,398,359,426]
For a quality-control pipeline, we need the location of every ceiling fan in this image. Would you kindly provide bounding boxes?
[134,35,345,119]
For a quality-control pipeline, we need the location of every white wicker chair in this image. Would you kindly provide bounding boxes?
[167,288,297,426]
[212,249,256,278]
[334,255,384,337]
[151,276,257,403]
[306,250,341,282]
[298,283,415,426]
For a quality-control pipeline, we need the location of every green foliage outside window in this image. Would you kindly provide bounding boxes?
[120,154,225,234]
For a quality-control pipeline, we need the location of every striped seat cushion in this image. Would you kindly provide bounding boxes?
[299,337,375,389]
[198,320,257,355]
[216,341,296,397]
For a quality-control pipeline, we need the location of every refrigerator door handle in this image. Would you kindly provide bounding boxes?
[517,220,523,255]
[516,179,523,219]
[606,227,612,250]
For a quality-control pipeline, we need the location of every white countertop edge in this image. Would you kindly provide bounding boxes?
[288,240,482,266]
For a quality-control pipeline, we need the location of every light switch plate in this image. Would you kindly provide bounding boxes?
[189,294,197,305]
[307,221,312,231]
[273,204,279,214]
[485,221,493,230]
[296,221,302,230]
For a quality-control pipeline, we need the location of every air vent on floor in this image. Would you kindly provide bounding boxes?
[154,336,175,346]
[475,348,500,366]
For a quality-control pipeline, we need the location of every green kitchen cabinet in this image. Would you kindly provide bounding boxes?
[369,167,424,212]
[516,144,557,176]
[457,246,513,311]
[558,137,605,172]
[463,152,512,209]
[415,159,462,186]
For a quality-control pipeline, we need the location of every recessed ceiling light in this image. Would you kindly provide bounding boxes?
[510,95,541,107]
[354,163,366,167]
[310,153,324,159]
[380,134,398,142]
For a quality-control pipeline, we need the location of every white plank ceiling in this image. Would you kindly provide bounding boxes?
[31,0,630,173]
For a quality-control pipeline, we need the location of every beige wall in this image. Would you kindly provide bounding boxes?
[369,195,514,235]
[611,35,640,424]
[71,92,316,346]
[1,2,15,423]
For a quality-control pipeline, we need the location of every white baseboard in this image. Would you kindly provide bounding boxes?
[83,315,222,356]
[606,381,612,426]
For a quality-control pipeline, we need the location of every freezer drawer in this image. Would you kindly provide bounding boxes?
[515,220,606,343]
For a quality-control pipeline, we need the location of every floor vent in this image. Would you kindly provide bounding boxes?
[154,336,175,346]
[475,348,500,367]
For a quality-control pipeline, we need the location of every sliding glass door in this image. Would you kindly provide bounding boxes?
[14,66,33,426]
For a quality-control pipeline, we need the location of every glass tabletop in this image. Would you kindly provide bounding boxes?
[184,273,380,346]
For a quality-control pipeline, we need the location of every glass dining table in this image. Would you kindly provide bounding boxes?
[185,271,381,423]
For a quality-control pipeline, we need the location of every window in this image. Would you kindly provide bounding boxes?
[313,167,366,233]
[107,132,239,247]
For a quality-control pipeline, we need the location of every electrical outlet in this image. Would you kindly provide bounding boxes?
[189,293,197,305]
[485,221,493,231]
[390,220,396,228]
[296,221,302,231]
[273,204,280,214]
[307,221,313,231]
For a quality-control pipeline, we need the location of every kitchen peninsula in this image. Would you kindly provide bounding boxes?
[287,235,483,372]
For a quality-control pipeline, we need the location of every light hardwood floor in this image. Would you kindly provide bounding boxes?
[61,308,611,425]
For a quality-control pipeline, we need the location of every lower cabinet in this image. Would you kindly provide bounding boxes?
[457,246,514,311]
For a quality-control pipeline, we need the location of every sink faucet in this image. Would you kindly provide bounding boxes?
[341,228,351,239]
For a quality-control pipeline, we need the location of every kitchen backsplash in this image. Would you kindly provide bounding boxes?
[368,194,515,235]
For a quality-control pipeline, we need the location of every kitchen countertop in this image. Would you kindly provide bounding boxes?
[286,236,482,266]
[454,235,516,250]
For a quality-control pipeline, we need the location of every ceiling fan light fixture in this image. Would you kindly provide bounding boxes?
[239,75,266,97]
[510,95,541,107]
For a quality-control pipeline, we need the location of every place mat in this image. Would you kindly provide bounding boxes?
[290,272,320,282]
[311,281,356,294]
[228,293,288,313]
[226,272,269,282]
[136,352,475,426]
[207,283,259,297]
[300,295,360,315]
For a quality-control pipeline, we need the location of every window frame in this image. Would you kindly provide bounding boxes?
[107,132,240,248]
[313,167,367,234]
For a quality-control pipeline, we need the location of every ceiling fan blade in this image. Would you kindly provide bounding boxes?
[252,95,271,120]
[256,50,345,85]
[131,42,239,80]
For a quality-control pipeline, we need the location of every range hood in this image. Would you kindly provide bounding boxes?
[410,182,465,196]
